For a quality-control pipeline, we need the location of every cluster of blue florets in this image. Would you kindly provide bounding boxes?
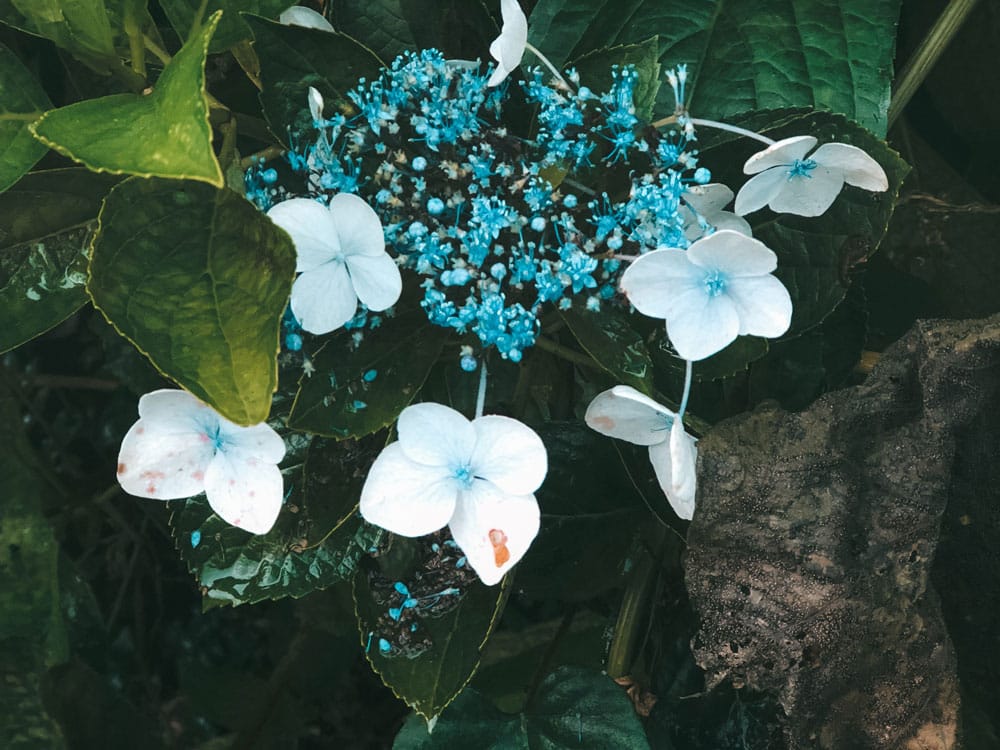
[246,50,718,364]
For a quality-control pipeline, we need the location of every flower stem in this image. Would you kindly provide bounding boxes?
[525,41,573,91]
[534,336,602,371]
[888,0,982,128]
[651,114,775,146]
[475,361,488,418]
[678,359,693,418]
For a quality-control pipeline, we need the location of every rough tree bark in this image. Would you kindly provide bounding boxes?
[685,313,1000,749]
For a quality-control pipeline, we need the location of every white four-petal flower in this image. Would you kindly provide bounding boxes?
[117,389,286,535]
[585,386,697,520]
[488,0,528,87]
[734,135,889,217]
[359,402,547,586]
[267,193,402,335]
[278,6,335,32]
[682,183,752,241]
[620,230,793,361]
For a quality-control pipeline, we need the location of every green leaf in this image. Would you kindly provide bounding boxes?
[30,11,224,186]
[159,0,291,53]
[517,423,644,601]
[171,433,382,609]
[748,282,868,410]
[87,177,296,425]
[0,391,67,749]
[393,666,650,748]
[0,43,51,193]
[700,109,908,334]
[652,332,770,382]
[328,0,497,64]
[288,315,448,438]
[559,306,654,395]
[0,169,121,354]
[569,37,661,121]
[0,0,117,73]
[356,570,509,722]
[245,14,383,145]
[529,0,901,135]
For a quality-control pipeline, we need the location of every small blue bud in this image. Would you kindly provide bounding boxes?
[363,369,378,382]
[693,167,711,184]
[411,156,427,171]
[388,607,402,621]
[394,582,410,596]
[490,263,506,280]
[577,86,592,100]
[427,197,445,215]
[285,333,303,351]
[530,216,546,232]
[563,194,578,209]
[607,235,623,250]
[190,530,201,548]
[379,638,392,653]
[261,168,278,185]
[460,354,477,372]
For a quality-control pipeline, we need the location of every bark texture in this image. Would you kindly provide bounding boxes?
[686,314,1000,749]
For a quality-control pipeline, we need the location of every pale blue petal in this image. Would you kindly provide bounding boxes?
[290,261,357,334]
[687,231,777,277]
[397,402,475,468]
[449,481,539,586]
[585,386,673,446]
[360,443,457,537]
[742,135,817,174]
[469,415,547,496]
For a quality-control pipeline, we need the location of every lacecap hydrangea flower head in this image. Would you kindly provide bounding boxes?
[359,402,547,586]
[116,389,286,535]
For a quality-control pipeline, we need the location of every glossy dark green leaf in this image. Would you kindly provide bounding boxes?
[356,570,509,721]
[329,0,497,63]
[473,613,611,713]
[0,43,51,193]
[393,666,650,748]
[87,177,296,425]
[0,169,121,354]
[748,282,868,410]
[0,0,117,73]
[517,422,644,601]
[559,306,654,395]
[0,393,67,749]
[30,12,224,186]
[652,332,770,382]
[245,14,383,145]
[288,315,448,438]
[159,0,290,53]
[529,0,901,135]
[171,434,382,609]
[698,109,908,334]
[569,37,661,121]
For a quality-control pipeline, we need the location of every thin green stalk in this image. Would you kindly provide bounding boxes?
[123,1,146,78]
[534,335,602,372]
[606,525,666,679]
[239,145,285,170]
[143,34,172,66]
[888,0,982,128]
